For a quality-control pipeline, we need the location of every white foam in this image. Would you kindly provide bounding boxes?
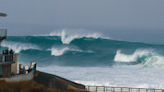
[141,54,164,68]
[47,46,93,56]
[49,29,109,44]
[47,47,71,56]
[114,49,164,68]
[114,49,153,62]
[37,65,164,89]
[1,41,41,53]
[33,28,110,44]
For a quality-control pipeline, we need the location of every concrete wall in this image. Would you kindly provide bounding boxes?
[11,55,18,75]
[1,64,11,77]
[3,70,35,82]
[33,71,86,92]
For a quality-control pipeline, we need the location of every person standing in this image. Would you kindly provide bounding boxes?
[5,50,8,62]
[2,50,5,62]
[19,63,22,74]
[9,49,13,61]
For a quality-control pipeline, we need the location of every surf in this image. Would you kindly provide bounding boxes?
[114,49,164,68]
[2,34,164,67]
[1,41,41,53]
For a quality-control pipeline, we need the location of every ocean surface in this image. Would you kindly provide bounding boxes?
[2,28,164,89]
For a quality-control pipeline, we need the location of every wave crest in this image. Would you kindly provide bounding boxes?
[114,49,153,62]
[47,46,93,56]
[2,41,41,53]
[114,49,164,68]
[142,54,164,68]
[49,29,108,44]
[47,47,70,56]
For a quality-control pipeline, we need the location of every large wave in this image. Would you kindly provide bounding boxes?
[47,46,93,56]
[114,49,164,68]
[37,29,109,44]
[3,34,164,67]
[47,47,71,56]
[114,49,154,62]
[1,41,41,53]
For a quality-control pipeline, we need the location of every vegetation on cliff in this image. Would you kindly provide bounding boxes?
[0,80,72,92]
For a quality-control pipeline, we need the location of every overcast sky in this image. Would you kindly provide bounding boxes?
[0,0,164,29]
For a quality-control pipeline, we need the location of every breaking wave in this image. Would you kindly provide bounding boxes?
[47,47,73,56]
[1,41,41,53]
[47,46,93,56]
[114,49,154,62]
[3,34,164,67]
[114,49,164,68]
[38,29,109,44]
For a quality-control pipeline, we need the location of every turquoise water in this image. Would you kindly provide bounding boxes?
[2,34,164,68]
[2,28,164,88]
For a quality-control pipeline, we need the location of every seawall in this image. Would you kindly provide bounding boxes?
[32,71,87,92]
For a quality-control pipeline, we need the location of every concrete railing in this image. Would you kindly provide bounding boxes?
[85,86,164,92]
[0,54,18,64]
[3,70,35,82]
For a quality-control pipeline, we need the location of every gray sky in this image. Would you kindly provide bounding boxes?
[0,0,164,29]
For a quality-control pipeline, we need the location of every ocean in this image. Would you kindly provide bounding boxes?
[2,28,164,89]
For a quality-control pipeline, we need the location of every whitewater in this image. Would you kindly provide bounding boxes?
[2,29,164,89]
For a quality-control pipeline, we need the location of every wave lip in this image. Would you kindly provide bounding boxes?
[142,54,164,68]
[1,41,41,53]
[47,47,83,56]
[47,47,70,56]
[114,49,153,62]
[114,49,164,68]
[47,46,93,56]
[49,29,109,44]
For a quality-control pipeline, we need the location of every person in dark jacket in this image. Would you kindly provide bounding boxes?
[2,50,5,62]
[9,49,14,61]
[5,50,8,62]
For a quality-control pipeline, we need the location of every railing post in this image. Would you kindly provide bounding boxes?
[83,86,164,92]
[96,86,97,92]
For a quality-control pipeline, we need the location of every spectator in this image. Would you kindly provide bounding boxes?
[2,50,5,62]
[9,49,14,61]
[19,63,22,74]
[5,50,8,62]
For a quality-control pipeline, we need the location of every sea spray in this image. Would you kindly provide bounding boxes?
[114,49,164,68]
[2,35,164,67]
[47,46,93,56]
[3,34,164,89]
[49,29,104,44]
[114,49,154,62]
[3,27,164,89]
[1,41,41,53]
[47,47,71,56]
